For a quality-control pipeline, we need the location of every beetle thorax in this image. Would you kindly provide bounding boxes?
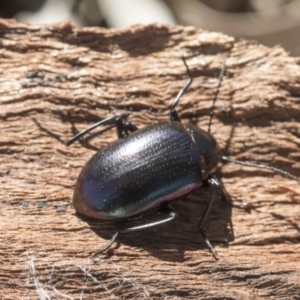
[184,123,221,174]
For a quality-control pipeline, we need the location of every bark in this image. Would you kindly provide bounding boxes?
[0,19,299,300]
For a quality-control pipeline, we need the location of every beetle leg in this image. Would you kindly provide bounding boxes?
[198,176,220,260]
[169,57,193,122]
[67,116,118,145]
[91,206,176,257]
[67,114,138,145]
[116,117,138,138]
[119,206,177,233]
[208,175,247,208]
[199,175,247,260]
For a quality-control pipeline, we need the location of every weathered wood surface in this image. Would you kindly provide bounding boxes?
[0,19,299,299]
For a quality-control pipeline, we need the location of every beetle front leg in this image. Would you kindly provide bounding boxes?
[169,57,193,122]
[91,206,177,257]
[115,117,138,138]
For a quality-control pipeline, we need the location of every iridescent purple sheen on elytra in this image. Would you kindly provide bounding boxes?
[73,121,220,220]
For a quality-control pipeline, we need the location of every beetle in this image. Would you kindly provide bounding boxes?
[67,57,299,259]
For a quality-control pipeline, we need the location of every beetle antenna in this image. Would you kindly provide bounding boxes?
[222,156,299,182]
[169,57,193,118]
[208,58,226,133]
[67,115,126,146]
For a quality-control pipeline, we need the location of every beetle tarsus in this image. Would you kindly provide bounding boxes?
[200,230,219,260]
[92,232,119,257]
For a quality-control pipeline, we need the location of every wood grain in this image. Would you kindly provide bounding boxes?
[0,19,299,299]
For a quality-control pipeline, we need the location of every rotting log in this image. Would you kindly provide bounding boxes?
[0,19,299,299]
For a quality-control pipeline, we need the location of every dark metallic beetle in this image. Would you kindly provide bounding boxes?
[67,58,299,259]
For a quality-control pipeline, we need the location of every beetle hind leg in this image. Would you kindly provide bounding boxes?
[199,175,247,260]
[92,206,177,257]
[209,175,247,208]
[198,177,220,260]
